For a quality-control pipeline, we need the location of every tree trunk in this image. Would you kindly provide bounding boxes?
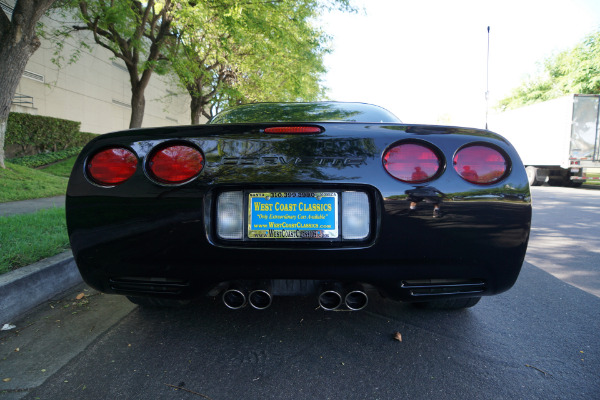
[0,0,56,168]
[0,117,7,168]
[126,65,155,129]
[190,95,205,125]
[0,30,38,169]
[129,84,146,129]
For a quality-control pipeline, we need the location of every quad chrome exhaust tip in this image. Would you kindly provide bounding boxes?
[222,288,247,309]
[318,284,369,311]
[345,289,368,311]
[222,287,273,310]
[249,289,273,310]
[318,289,343,311]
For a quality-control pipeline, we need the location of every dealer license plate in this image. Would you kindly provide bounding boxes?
[248,192,338,239]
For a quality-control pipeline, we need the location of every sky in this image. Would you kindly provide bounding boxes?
[321,0,600,128]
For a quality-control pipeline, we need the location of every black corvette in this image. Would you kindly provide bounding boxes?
[66,102,531,310]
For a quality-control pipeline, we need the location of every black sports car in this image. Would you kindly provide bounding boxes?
[66,102,531,311]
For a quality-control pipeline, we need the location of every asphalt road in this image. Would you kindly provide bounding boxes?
[526,186,600,298]
[1,186,599,400]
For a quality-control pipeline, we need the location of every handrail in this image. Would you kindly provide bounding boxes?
[12,93,35,107]
[0,1,13,17]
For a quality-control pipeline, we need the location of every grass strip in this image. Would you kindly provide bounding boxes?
[39,156,77,178]
[8,147,82,168]
[0,207,69,275]
[0,162,68,202]
[585,173,600,185]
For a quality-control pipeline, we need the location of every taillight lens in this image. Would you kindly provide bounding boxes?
[383,143,441,183]
[148,144,204,184]
[264,126,322,134]
[453,145,507,184]
[87,147,137,186]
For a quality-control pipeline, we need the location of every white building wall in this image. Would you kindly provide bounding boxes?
[5,1,200,134]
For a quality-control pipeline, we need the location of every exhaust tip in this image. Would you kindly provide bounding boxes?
[222,289,247,309]
[319,290,343,310]
[345,290,368,311]
[249,290,272,310]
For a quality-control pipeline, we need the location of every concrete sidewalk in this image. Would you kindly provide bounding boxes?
[0,195,65,216]
[1,195,82,324]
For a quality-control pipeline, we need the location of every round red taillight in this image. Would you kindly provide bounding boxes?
[453,145,508,184]
[383,143,441,183]
[148,144,204,184]
[87,147,137,186]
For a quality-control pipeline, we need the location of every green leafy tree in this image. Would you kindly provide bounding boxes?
[0,0,58,169]
[170,0,354,124]
[498,30,600,111]
[168,3,238,124]
[65,0,176,128]
[59,0,352,126]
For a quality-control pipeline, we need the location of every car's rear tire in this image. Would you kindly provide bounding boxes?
[126,296,191,308]
[413,296,481,310]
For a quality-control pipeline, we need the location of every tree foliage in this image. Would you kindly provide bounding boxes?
[64,0,176,128]
[498,30,600,111]
[55,0,353,126]
[170,0,354,124]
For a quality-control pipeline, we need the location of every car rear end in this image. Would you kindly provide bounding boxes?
[66,121,531,309]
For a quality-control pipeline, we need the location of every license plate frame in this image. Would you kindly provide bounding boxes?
[247,192,338,239]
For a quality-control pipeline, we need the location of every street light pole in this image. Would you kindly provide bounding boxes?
[485,26,490,130]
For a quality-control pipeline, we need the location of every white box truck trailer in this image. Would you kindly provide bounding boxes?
[489,94,600,187]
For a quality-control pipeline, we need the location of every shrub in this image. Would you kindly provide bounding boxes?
[75,131,99,147]
[6,113,82,155]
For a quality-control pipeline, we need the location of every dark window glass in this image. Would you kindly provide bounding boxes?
[209,102,401,124]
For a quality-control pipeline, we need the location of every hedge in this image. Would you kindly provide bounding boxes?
[6,113,96,154]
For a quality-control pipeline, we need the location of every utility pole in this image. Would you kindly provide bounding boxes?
[485,26,490,130]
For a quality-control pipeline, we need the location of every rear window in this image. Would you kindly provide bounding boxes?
[209,102,402,124]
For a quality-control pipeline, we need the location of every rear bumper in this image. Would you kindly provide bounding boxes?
[67,187,531,302]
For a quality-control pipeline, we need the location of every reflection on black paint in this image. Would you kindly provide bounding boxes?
[206,136,378,182]
[210,102,401,124]
[406,186,445,218]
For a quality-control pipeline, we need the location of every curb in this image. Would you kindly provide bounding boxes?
[0,250,82,324]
